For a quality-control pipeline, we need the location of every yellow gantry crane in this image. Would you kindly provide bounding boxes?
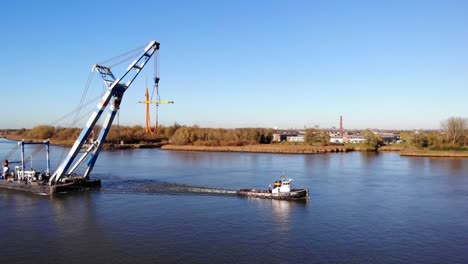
[138,76,173,134]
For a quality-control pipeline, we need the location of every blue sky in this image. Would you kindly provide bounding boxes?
[2,0,467,130]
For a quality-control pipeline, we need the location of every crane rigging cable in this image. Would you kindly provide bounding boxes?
[52,95,101,126]
[71,71,95,128]
[3,142,45,167]
[139,49,173,135]
[3,144,19,161]
[98,44,146,67]
[58,45,150,128]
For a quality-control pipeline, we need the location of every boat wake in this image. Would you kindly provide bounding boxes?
[102,179,238,196]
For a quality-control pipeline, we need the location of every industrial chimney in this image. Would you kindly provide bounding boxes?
[340,115,343,137]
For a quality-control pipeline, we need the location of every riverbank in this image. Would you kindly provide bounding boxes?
[162,144,468,157]
[105,142,167,150]
[4,135,467,157]
[2,135,167,150]
[161,144,352,154]
[379,145,409,151]
[400,149,468,158]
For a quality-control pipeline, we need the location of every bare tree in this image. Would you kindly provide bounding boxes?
[441,117,466,146]
[362,129,384,150]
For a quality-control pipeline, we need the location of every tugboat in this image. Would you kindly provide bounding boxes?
[238,177,309,200]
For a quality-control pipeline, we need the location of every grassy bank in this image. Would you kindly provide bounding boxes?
[379,145,411,151]
[162,144,468,157]
[400,149,468,158]
[161,144,352,154]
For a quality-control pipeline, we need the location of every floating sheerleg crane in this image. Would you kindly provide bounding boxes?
[49,40,160,184]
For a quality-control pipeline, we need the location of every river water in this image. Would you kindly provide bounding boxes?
[0,139,467,263]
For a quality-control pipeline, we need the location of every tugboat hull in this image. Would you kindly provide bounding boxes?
[238,188,309,200]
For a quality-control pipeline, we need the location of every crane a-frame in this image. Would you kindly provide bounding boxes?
[49,40,160,185]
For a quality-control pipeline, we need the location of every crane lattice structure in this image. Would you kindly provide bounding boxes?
[49,41,160,184]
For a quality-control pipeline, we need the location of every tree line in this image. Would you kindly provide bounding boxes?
[3,117,466,150]
[363,117,467,150]
[3,123,274,146]
[170,126,273,146]
[400,117,467,150]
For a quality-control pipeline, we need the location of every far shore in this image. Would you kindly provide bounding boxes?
[400,150,468,158]
[162,144,468,157]
[3,136,467,157]
[161,144,352,154]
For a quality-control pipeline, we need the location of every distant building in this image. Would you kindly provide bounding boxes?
[287,135,305,142]
[379,133,397,143]
[347,135,365,144]
[272,133,304,142]
[330,136,344,144]
[272,133,281,142]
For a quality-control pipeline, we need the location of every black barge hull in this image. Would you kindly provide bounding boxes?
[0,177,101,195]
